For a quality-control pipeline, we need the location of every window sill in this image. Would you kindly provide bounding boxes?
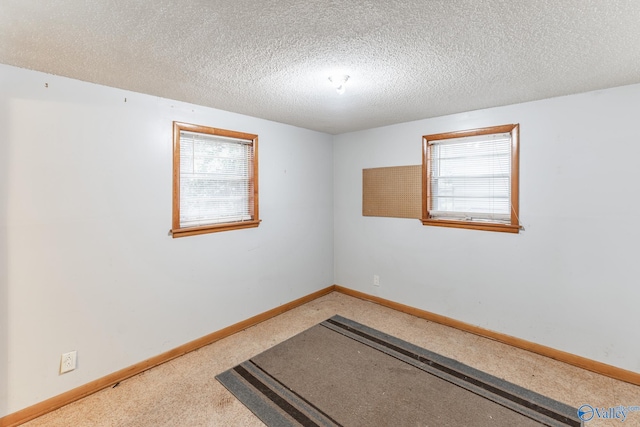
[420,218,520,234]
[171,220,261,238]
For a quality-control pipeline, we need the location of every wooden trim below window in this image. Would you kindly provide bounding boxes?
[170,219,261,238]
[420,218,521,233]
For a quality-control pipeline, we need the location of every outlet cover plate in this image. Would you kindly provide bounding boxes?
[60,351,77,374]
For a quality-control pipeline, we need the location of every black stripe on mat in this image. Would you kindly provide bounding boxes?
[248,361,344,427]
[325,317,580,427]
[234,364,322,427]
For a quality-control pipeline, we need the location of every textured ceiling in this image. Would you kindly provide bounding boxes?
[2,1,640,134]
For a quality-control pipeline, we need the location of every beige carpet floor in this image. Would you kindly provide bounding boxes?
[22,292,640,427]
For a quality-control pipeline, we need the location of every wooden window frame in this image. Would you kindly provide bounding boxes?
[171,121,260,238]
[421,124,520,234]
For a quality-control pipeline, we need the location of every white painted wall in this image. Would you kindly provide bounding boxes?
[334,84,640,374]
[0,63,334,416]
[3,61,640,418]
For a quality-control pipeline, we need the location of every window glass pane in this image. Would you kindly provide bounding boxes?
[430,133,512,221]
[179,131,252,228]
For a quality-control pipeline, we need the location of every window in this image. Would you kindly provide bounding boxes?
[422,124,520,233]
[171,122,260,238]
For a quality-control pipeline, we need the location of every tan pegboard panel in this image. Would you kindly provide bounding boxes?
[363,165,422,219]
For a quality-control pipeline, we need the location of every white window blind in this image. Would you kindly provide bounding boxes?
[429,132,512,223]
[179,131,253,228]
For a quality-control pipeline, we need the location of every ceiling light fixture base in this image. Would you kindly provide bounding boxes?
[328,75,350,95]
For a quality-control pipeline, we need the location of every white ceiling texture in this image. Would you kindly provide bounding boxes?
[1,1,640,134]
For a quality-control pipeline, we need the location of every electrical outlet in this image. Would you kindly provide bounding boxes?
[373,275,380,287]
[60,351,77,374]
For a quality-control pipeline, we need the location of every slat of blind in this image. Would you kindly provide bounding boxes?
[180,130,253,144]
[428,132,511,146]
[429,210,511,222]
